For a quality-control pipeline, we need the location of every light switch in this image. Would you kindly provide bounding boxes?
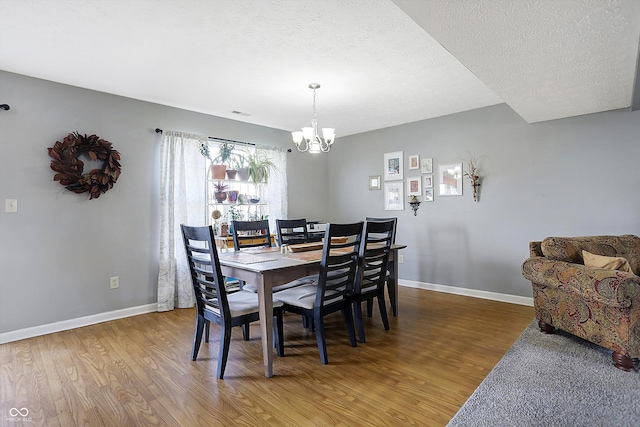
[5,199,17,213]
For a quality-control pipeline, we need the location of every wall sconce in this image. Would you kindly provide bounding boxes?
[409,195,421,216]
[464,155,484,202]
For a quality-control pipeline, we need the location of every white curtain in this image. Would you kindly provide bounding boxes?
[260,145,288,231]
[158,130,207,312]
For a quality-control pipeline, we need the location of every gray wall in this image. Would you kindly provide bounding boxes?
[0,71,327,333]
[327,104,640,297]
[2,70,639,334]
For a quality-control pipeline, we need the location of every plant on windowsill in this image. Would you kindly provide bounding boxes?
[247,150,277,184]
[213,141,239,180]
[214,181,228,203]
[235,152,250,181]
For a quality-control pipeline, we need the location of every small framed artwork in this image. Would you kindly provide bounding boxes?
[407,176,422,196]
[369,175,381,190]
[408,154,420,170]
[423,174,433,188]
[384,151,404,181]
[438,163,463,196]
[421,158,433,174]
[424,188,434,202]
[384,181,404,210]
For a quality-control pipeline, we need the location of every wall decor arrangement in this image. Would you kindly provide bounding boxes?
[384,181,404,210]
[384,151,403,181]
[424,188,434,202]
[438,163,463,196]
[369,175,381,190]
[407,176,422,196]
[421,157,433,174]
[408,154,419,170]
[47,132,122,200]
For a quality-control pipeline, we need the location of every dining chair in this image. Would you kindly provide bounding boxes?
[231,219,272,250]
[365,217,397,244]
[181,224,284,379]
[364,216,397,316]
[275,222,363,364]
[276,218,309,246]
[230,219,270,291]
[352,219,394,343]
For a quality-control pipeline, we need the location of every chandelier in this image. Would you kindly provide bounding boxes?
[291,83,336,153]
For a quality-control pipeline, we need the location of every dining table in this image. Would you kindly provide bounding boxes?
[217,242,406,378]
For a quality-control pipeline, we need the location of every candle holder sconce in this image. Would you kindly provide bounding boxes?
[464,155,484,202]
[409,195,421,216]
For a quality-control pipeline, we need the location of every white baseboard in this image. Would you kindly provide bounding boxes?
[0,303,158,344]
[399,279,533,307]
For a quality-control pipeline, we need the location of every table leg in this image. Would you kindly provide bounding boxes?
[256,275,274,377]
[388,252,399,317]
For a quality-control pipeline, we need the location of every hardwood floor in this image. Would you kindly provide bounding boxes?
[1,287,533,426]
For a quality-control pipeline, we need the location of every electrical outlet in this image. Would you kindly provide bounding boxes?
[5,199,17,213]
[109,276,119,289]
[398,255,404,264]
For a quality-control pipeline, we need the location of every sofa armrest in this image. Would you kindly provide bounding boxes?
[522,257,640,308]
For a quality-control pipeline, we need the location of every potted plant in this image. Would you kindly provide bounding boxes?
[211,141,237,180]
[200,142,225,180]
[235,152,250,181]
[247,150,277,183]
[226,189,239,203]
[213,181,228,203]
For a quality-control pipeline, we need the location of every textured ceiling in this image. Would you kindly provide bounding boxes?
[1,0,638,137]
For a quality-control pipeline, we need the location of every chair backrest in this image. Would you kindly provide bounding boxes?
[231,220,272,251]
[181,225,230,321]
[356,219,395,294]
[365,217,397,244]
[316,222,364,307]
[276,218,309,246]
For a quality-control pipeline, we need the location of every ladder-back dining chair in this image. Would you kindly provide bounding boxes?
[181,224,284,379]
[276,218,309,246]
[231,219,272,250]
[353,219,394,343]
[275,222,363,364]
[230,219,271,291]
[365,216,398,316]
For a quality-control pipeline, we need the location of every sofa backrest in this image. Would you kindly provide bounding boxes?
[540,235,640,275]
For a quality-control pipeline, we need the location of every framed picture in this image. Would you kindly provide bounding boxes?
[438,163,463,196]
[384,151,403,181]
[384,182,404,210]
[369,175,381,190]
[421,158,433,174]
[408,154,419,170]
[407,176,422,196]
[424,188,434,202]
[423,174,433,188]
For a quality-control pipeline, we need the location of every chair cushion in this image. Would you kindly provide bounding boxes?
[243,274,319,293]
[208,290,283,317]
[582,250,633,273]
[275,284,343,310]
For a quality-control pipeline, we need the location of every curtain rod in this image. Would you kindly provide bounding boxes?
[155,128,255,146]
[155,128,291,152]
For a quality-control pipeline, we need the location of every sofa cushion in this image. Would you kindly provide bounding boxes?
[541,235,640,275]
[582,250,633,273]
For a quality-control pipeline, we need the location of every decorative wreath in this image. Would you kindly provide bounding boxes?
[48,132,122,199]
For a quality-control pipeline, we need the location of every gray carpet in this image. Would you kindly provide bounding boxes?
[447,320,640,427]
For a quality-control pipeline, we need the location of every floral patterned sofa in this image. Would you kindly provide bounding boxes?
[521,235,640,371]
